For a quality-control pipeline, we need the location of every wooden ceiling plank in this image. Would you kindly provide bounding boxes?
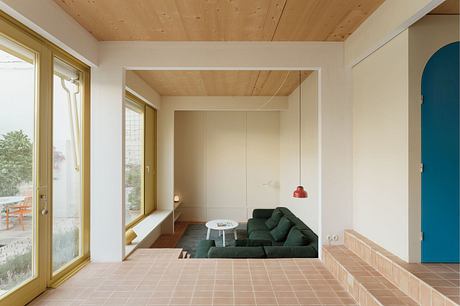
[429,0,460,15]
[55,0,384,41]
[136,70,313,96]
[260,0,287,40]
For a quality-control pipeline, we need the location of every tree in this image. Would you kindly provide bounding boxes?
[0,130,33,196]
[125,163,141,210]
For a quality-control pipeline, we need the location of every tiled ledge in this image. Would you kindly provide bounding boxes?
[344,230,459,306]
[323,245,417,306]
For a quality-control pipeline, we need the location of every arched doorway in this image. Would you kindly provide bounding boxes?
[421,41,459,262]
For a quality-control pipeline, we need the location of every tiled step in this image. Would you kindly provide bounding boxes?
[323,245,418,306]
[345,230,459,306]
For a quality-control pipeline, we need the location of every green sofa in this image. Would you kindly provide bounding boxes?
[196,207,318,258]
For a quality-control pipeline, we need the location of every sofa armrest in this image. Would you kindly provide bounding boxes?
[264,246,318,258]
[208,247,266,258]
[252,209,275,219]
[195,240,216,258]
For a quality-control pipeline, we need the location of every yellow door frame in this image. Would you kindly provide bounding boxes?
[0,11,90,306]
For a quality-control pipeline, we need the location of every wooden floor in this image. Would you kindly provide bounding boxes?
[151,221,201,248]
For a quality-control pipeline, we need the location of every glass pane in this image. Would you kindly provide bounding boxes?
[52,59,82,273]
[0,36,36,296]
[125,102,143,225]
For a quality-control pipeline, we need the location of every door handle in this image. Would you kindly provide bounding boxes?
[39,194,48,215]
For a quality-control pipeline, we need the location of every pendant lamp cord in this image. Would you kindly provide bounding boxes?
[298,71,302,185]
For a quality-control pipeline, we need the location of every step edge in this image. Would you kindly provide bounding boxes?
[344,230,459,306]
[323,246,387,306]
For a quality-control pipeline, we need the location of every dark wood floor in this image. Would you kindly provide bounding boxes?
[150,221,202,248]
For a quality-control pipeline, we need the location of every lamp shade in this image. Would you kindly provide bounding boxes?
[293,186,308,198]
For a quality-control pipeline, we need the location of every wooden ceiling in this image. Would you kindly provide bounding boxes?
[135,70,312,96]
[430,0,460,14]
[55,0,384,41]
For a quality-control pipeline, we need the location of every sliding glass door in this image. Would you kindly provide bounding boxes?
[0,20,48,306]
[0,13,90,305]
[51,58,85,275]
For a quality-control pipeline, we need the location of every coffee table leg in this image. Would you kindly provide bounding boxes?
[222,230,226,247]
[206,228,211,240]
[234,230,237,240]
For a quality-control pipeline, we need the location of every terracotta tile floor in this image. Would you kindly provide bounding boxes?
[401,263,459,296]
[345,230,460,304]
[29,248,358,306]
[324,246,418,306]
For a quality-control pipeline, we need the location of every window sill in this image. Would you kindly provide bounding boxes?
[124,209,173,258]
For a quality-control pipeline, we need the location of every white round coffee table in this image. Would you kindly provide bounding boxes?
[205,219,238,247]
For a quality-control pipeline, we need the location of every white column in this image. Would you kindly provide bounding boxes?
[90,63,125,261]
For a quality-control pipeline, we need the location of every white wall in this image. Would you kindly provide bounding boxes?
[175,111,279,222]
[280,72,319,233]
[352,14,459,262]
[352,30,410,261]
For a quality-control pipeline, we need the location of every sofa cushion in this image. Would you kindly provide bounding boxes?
[270,216,293,242]
[284,228,307,246]
[264,209,283,230]
[235,239,272,247]
[279,207,311,231]
[247,218,269,234]
[249,230,274,241]
[208,246,266,258]
[196,240,216,258]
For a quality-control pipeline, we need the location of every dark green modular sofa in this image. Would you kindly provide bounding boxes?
[196,207,318,258]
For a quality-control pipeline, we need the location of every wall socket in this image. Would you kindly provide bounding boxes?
[327,234,339,243]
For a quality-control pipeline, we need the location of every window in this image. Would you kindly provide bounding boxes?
[124,97,144,226]
[123,93,157,230]
[52,58,83,273]
[0,32,36,300]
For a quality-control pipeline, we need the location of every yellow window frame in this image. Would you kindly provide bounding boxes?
[0,11,90,306]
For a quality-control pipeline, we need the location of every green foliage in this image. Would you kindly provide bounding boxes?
[52,226,80,271]
[125,163,141,210]
[0,130,33,196]
[0,249,32,290]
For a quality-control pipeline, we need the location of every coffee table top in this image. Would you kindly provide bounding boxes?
[206,219,238,230]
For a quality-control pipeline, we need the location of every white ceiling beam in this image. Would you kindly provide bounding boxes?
[344,0,445,67]
[0,0,98,66]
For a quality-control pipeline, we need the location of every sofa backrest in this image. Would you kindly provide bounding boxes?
[277,207,318,251]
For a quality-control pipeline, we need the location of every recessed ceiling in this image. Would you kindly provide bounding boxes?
[135,70,312,96]
[430,0,460,14]
[54,0,384,41]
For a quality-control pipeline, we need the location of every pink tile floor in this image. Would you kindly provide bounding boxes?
[29,249,358,306]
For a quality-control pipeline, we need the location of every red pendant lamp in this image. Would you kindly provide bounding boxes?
[293,71,308,198]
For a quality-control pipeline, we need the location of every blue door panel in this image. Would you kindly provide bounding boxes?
[421,41,460,262]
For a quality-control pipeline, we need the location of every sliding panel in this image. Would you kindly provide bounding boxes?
[124,99,144,227]
[144,105,157,215]
[0,32,37,300]
[51,58,83,274]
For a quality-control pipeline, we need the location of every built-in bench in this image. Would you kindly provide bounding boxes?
[125,210,174,258]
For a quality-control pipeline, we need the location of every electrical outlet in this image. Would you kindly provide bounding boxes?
[327,235,332,242]
[332,234,339,241]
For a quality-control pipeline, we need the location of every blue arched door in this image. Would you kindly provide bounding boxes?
[421,41,459,262]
